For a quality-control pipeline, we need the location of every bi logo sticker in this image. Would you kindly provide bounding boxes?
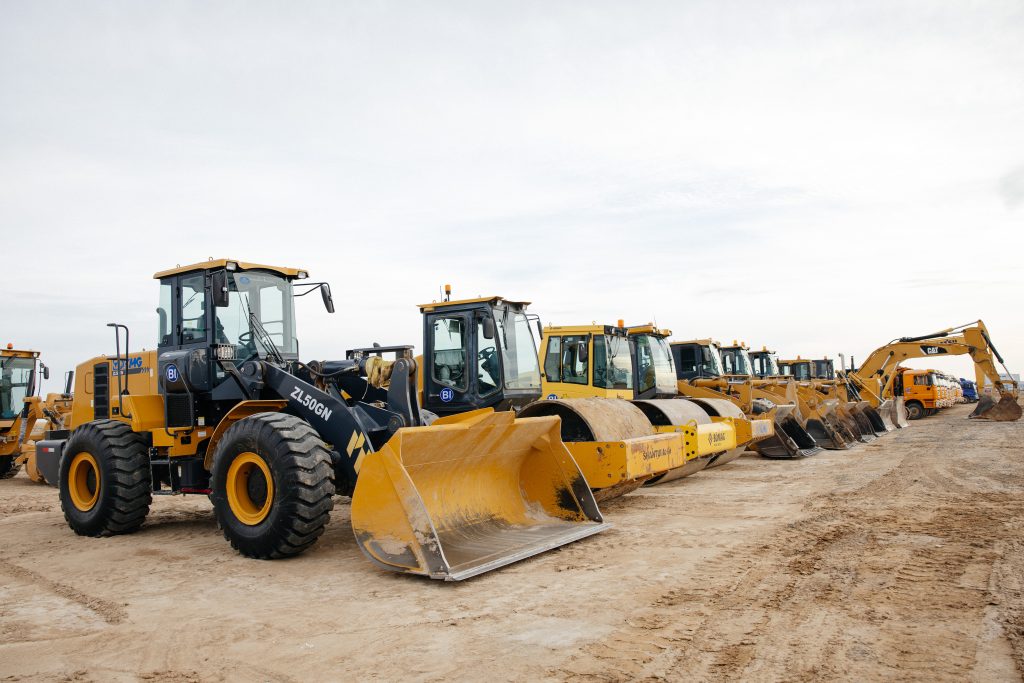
[166,364,179,383]
[439,387,455,403]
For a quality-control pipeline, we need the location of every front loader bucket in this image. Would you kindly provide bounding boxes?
[753,406,822,458]
[852,401,890,436]
[890,398,910,428]
[805,414,853,450]
[867,399,897,432]
[841,403,876,443]
[970,394,1023,422]
[351,409,608,581]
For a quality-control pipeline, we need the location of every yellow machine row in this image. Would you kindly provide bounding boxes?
[7,263,1019,584]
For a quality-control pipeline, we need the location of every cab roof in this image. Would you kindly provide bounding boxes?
[1,347,39,359]
[543,323,627,336]
[670,338,717,347]
[154,259,307,279]
[626,324,672,338]
[417,296,530,312]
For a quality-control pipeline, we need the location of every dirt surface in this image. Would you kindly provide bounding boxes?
[2,404,1022,682]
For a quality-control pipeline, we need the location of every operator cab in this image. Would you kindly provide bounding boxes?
[749,347,781,379]
[540,324,635,400]
[671,339,725,381]
[418,295,542,415]
[0,348,42,423]
[626,325,677,399]
[152,259,334,427]
[719,342,754,378]
[778,358,813,381]
[811,359,836,380]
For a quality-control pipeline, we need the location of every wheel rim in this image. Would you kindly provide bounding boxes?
[226,452,274,525]
[68,452,100,511]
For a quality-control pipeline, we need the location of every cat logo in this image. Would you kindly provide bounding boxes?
[921,345,947,355]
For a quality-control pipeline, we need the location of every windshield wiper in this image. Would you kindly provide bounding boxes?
[243,296,285,365]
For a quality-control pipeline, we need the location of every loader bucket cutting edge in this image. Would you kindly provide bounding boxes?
[754,413,823,458]
[891,398,910,429]
[970,394,1023,422]
[350,410,608,581]
[805,418,852,450]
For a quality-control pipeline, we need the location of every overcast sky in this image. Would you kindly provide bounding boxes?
[2,0,1022,391]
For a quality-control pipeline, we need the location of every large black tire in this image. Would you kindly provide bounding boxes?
[210,413,334,559]
[906,402,925,421]
[59,420,152,536]
[0,454,20,479]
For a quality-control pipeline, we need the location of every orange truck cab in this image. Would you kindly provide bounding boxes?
[896,367,943,420]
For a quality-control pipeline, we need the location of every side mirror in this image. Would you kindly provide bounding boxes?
[64,370,75,395]
[211,271,230,308]
[42,363,50,380]
[536,319,543,338]
[578,341,589,363]
[481,316,495,340]
[320,283,335,314]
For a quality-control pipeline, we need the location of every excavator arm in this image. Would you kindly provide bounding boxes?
[848,321,1020,421]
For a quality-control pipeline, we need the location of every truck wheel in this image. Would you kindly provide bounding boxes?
[906,402,924,420]
[210,413,335,559]
[59,420,152,536]
[0,455,19,479]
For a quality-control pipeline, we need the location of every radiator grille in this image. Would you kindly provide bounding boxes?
[93,362,110,419]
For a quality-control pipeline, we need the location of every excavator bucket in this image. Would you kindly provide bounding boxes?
[350,409,608,581]
[752,405,822,458]
[970,394,1023,421]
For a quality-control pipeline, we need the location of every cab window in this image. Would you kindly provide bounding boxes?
[560,335,589,385]
[157,282,173,347]
[431,317,467,390]
[180,274,207,344]
[543,336,561,381]
[477,318,499,396]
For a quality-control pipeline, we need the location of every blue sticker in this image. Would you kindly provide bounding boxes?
[166,364,179,383]
[546,393,558,400]
[439,387,455,403]
[239,276,251,285]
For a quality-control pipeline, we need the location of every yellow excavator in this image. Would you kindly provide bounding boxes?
[843,320,1021,422]
[34,261,607,581]
[674,340,824,458]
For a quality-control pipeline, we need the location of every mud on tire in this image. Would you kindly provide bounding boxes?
[59,420,152,536]
[210,412,335,559]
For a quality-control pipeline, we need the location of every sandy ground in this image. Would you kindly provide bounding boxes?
[1,403,1022,682]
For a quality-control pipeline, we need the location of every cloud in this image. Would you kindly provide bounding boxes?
[1000,165,1024,209]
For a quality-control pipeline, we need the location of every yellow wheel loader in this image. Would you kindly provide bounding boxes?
[0,346,66,481]
[779,356,883,443]
[807,358,892,437]
[35,261,606,581]
[775,357,865,448]
[674,340,823,458]
[844,320,1021,422]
